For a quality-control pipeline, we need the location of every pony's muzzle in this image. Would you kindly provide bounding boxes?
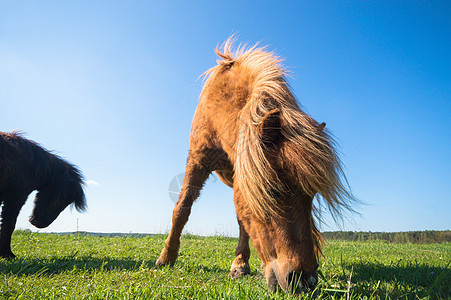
[266,262,318,294]
[287,269,318,293]
[29,215,52,229]
[29,216,40,228]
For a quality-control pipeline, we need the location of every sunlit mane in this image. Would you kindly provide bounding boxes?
[204,37,355,226]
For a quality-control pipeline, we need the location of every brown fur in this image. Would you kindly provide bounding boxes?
[157,38,355,294]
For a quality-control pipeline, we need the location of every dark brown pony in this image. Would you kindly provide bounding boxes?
[0,131,86,258]
[156,38,354,293]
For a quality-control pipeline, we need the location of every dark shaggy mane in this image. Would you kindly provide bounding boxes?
[0,131,86,212]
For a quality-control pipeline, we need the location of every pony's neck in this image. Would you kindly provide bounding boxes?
[32,149,65,190]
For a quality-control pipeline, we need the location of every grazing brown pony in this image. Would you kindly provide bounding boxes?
[0,131,86,258]
[156,39,354,293]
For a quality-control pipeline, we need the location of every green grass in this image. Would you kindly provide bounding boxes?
[0,230,449,299]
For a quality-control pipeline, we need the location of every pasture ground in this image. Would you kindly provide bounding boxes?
[0,230,449,299]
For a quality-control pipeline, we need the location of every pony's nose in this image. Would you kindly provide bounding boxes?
[29,214,51,229]
[301,269,318,292]
[29,216,37,226]
[305,272,318,288]
[287,269,318,293]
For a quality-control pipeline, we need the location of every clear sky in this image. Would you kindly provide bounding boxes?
[1,1,449,235]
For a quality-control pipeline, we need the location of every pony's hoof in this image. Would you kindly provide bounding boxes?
[155,256,176,268]
[0,251,16,260]
[155,257,166,268]
[229,264,251,279]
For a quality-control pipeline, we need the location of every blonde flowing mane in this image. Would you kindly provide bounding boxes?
[203,38,355,224]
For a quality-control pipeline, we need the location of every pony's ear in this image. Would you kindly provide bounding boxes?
[259,108,281,147]
[318,122,326,132]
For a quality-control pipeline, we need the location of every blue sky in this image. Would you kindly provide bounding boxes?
[1,1,449,235]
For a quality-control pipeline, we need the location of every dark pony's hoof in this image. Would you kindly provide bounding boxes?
[0,251,16,260]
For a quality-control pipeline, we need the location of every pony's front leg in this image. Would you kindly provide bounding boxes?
[0,192,27,259]
[229,219,251,278]
[156,157,210,267]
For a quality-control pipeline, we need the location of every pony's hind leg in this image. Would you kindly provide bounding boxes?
[229,219,251,278]
[156,154,211,267]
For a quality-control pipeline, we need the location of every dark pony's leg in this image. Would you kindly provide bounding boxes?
[156,153,211,267]
[229,218,251,278]
[0,191,28,258]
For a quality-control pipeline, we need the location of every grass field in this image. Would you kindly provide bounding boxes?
[0,230,449,299]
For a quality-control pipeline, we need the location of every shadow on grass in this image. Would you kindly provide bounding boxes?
[324,261,451,298]
[170,260,230,275]
[197,265,229,274]
[0,256,157,276]
[0,257,239,277]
